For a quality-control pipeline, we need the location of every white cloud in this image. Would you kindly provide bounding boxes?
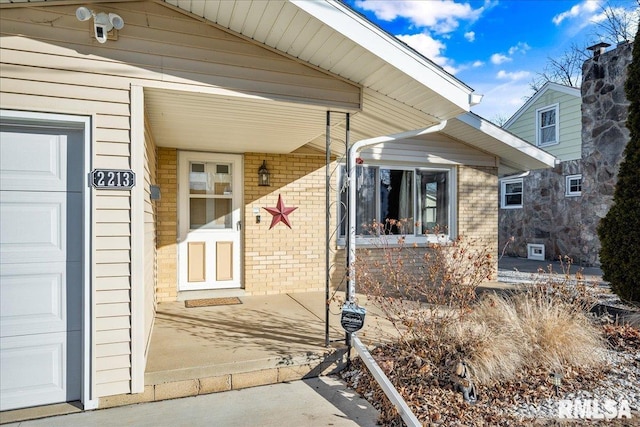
[552,0,602,25]
[354,0,485,34]
[472,60,484,67]
[508,42,530,55]
[397,33,459,74]
[496,70,531,81]
[490,53,511,64]
[490,42,529,65]
[464,31,476,42]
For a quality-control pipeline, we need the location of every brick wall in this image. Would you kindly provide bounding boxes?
[458,165,498,277]
[156,147,178,302]
[244,153,335,295]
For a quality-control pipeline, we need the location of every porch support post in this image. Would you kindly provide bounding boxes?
[325,111,331,347]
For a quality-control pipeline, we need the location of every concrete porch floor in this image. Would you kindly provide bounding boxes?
[97,291,396,409]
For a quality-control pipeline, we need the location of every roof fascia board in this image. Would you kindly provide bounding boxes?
[0,0,132,8]
[457,112,557,168]
[503,81,580,128]
[290,0,474,114]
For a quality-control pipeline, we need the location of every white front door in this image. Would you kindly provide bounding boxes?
[0,122,83,411]
[178,152,242,291]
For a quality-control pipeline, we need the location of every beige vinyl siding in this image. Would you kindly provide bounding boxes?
[0,3,360,109]
[359,134,497,167]
[0,1,362,399]
[505,89,581,161]
[143,121,157,362]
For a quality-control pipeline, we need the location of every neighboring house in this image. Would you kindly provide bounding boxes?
[500,82,582,262]
[499,43,633,266]
[0,0,554,412]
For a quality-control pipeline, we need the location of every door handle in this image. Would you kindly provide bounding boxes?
[237,220,242,231]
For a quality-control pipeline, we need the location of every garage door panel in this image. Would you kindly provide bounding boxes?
[0,192,82,264]
[0,119,85,411]
[0,333,65,411]
[0,262,82,337]
[0,131,67,192]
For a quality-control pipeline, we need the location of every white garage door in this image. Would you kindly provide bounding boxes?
[0,121,83,411]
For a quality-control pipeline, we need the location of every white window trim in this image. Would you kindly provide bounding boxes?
[500,178,523,209]
[535,103,559,147]
[565,174,582,197]
[336,164,457,246]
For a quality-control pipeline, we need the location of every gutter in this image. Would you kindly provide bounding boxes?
[345,120,447,302]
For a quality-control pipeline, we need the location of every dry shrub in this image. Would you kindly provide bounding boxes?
[449,293,527,384]
[356,227,605,387]
[354,221,494,356]
[513,290,604,371]
[449,290,605,385]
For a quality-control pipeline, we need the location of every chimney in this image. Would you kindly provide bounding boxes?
[586,42,611,59]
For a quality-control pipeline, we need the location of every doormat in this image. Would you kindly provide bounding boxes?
[184,297,242,308]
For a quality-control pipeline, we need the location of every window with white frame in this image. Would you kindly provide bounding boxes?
[536,104,559,146]
[565,174,582,196]
[338,165,455,242]
[501,178,523,208]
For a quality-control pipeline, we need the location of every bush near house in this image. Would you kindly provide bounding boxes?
[349,226,609,425]
[598,30,640,303]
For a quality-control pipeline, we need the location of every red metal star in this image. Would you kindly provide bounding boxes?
[263,194,298,229]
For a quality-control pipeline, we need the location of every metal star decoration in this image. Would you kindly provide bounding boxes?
[263,194,298,229]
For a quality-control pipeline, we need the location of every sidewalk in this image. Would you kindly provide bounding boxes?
[1,377,379,427]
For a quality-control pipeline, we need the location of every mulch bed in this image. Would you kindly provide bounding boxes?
[342,323,640,426]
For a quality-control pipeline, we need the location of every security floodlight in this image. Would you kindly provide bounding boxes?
[75,7,93,22]
[109,13,125,30]
[75,7,124,43]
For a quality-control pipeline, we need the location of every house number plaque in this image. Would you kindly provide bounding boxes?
[340,302,366,333]
[91,169,136,189]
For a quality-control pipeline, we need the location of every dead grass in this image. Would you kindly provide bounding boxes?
[448,291,605,386]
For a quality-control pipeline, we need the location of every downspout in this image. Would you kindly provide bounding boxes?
[345,120,448,303]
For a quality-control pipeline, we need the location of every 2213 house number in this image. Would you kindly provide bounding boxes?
[91,169,136,189]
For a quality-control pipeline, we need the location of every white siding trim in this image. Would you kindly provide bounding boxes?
[130,86,146,394]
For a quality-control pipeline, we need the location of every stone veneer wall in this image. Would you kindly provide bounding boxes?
[499,160,583,261]
[580,41,633,266]
[499,42,632,265]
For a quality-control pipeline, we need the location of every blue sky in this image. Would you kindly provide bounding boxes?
[345,0,638,122]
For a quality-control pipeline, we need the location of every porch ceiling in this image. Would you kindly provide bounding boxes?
[143,88,331,153]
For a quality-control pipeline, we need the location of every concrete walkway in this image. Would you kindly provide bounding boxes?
[1,377,379,427]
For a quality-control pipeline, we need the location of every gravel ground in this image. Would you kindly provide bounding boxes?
[510,348,640,423]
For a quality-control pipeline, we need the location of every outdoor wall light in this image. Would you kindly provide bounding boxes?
[258,160,270,186]
[76,6,124,44]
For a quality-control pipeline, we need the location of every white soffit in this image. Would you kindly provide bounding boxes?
[143,88,330,153]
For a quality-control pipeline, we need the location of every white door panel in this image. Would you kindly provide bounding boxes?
[0,132,67,192]
[0,262,82,337]
[0,331,81,411]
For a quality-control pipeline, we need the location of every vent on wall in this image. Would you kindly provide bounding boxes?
[527,243,545,261]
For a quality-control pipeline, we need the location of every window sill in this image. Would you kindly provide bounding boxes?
[336,235,451,248]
